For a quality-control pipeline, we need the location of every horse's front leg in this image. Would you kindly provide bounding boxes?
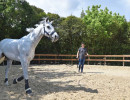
[20,57,32,94]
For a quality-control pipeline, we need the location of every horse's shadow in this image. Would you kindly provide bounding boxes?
[0,65,98,100]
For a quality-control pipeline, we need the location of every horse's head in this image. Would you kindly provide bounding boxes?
[40,18,59,42]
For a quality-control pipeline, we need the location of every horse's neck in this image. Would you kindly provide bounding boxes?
[26,27,43,49]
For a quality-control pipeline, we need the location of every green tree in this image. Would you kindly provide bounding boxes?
[81,9,85,19]
[58,15,86,54]
[123,22,130,54]
[0,2,129,56]
[1,0,46,39]
[83,5,128,55]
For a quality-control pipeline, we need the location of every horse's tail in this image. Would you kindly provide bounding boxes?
[0,43,5,64]
[0,56,5,64]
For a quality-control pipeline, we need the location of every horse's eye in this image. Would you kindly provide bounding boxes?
[47,26,51,29]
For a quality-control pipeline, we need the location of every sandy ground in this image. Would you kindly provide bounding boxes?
[0,64,130,100]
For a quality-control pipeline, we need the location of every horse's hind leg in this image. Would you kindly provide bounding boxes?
[13,75,24,84]
[0,50,2,58]
[4,59,12,85]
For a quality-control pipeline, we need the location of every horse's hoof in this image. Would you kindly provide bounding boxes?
[13,79,17,84]
[26,88,32,95]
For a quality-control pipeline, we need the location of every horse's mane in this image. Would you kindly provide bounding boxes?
[26,18,46,33]
[26,24,41,33]
[26,28,34,33]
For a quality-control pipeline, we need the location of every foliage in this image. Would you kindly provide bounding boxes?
[81,9,85,19]
[58,16,86,54]
[83,5,128,54]
[0,1,130,55]
[0,0,46,39]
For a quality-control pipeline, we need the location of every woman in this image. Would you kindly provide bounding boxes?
[77,43,88,73]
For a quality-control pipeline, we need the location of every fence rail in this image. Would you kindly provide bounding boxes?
[33,54,130,66]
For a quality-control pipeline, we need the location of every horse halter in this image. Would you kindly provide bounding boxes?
[44,27,56,38]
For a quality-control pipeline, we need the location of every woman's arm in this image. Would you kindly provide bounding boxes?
[77,50,79,58]
[86,52,89,55]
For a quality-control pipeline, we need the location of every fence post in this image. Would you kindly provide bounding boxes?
[123,56,125,66]
[71,55,73,65]
[88,56,90,65]
[55,55,57,64]
[38,55,40,64]
[104,56,106,66]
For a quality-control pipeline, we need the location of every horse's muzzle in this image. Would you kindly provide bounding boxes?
[51,32,59,42]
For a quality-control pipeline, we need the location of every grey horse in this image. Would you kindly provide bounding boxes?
[0,18,59,94]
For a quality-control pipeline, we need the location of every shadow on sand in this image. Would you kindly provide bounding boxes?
[86,72,104,74]
[0,65,98,100]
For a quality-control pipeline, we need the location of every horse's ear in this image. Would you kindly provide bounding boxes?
[50,21,53,24]
[47,19,49,23]
[44,17,48,22]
